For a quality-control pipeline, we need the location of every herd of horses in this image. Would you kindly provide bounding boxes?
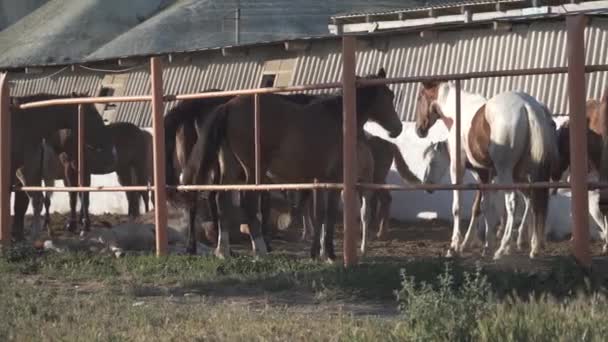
[6,67,608,261]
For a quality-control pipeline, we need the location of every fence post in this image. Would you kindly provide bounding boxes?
[254,94,261,185]
[150,57,168,256]
[342,35,358,267]
[567,14,591,269]
[77,104,85,187]
[0,72,10,249]
[454,80,462,184]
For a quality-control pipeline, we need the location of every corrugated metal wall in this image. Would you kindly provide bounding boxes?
[115,54,267,127]
[7,17,608,126]
[8,68,102,97]
[293,18,608,121]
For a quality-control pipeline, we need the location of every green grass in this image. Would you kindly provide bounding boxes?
[1,246,608,341]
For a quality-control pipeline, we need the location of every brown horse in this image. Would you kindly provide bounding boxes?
[9,93,116,240]
[44,122,152,232]
[365,133,420,239]
[183,68,402,260]
[289,133,420,242]
[553,91,608,253]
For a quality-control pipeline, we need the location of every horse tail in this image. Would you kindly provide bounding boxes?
[525,101,559,182]
[389,141,420,184]
[142,131,155,207]
[164,114,180,186]
[182,105,227,185]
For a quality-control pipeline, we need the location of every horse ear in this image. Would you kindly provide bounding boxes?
[377,68,387,78]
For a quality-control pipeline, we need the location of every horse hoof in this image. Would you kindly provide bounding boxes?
[445,248,458,258]
[214,248,229,259]
[65,221,78,234]
[529,250,539,259]
[376,232,387,240]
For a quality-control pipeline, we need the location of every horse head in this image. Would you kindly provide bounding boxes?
[68,93,117,168]
[357,67,402,138]
[419,140,450,193]
[415,81,443,138]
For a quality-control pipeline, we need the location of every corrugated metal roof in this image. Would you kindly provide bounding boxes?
[292,18,608,121]
[332,0,525,19]
[0,0,418,69]
[0,0,170,68]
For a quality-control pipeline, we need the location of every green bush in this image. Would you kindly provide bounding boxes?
[397,263,492,342]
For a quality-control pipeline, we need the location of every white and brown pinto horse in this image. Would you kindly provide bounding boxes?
[415,82,558,259]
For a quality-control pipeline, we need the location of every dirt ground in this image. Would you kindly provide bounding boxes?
[30,211,608,272]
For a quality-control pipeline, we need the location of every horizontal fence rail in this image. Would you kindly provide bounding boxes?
[14,181,608,193]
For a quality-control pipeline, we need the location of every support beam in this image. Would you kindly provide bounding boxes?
[341,35,358,267]
[150,57,168,256]
[77,105,85,187]
[567,15,591,269]
[0,73,10,249]
[254,94,261,185]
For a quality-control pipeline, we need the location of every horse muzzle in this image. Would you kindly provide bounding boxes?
[388,123,403,138]
[416,126,429,138]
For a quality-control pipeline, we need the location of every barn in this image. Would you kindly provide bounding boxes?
[1,0,607,239]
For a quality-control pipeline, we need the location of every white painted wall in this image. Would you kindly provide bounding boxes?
[13,124,602,240]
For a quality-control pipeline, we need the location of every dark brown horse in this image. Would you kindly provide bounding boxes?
[44,122,152,232]
[553,90,608,253]
[183,68,402,260]
[9,93,115,240]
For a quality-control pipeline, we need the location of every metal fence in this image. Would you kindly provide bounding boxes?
[0,14,601,268]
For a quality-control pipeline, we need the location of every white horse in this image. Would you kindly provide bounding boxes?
[415,81,558,259]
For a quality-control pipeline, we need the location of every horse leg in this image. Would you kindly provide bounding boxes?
[603,215,608,255]
[12,191,28,241]
[80,173,92,232]
[242,191,268,256]
[187,194,198,255]
[359,191,371,256]
[321,190,339,262]
[260,191,273,253]
[214,191,233,258]
[494,187,517,260]
[376,190,391,240]
[459,190,483,254]
[310,189,325,259]
[529,188,549,259]
[516,193,531,251]
[44,192,52,234]
[447,161,464,258]
[63,161,79,233]
[589,191,608,254]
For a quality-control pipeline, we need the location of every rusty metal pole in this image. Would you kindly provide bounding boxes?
[150,57,168,256]
[0,73,10,248]
[454,80,463,184]
[77,104,85,187]
[254,94,261,185]
[567,15,591,269]
[342,35,358,267]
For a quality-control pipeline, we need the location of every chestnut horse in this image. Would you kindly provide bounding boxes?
[9,93,116,240]
[182,68,403,260]
[553,91,608,253]
[43,123,153,232]
[415,82,558,259]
